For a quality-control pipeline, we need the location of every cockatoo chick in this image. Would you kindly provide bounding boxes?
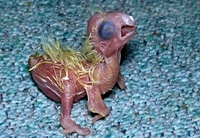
[28,12,135,135]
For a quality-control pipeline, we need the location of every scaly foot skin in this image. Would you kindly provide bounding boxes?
[60,115,90,135]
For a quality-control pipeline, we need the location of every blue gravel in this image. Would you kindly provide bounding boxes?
[0,0,200,138]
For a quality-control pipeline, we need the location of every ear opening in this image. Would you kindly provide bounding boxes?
[97,42,109,54]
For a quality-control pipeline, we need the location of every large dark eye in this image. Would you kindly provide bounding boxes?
[98,21,115,40]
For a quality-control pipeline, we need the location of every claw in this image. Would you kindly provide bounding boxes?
[92,114,103,124]
[117,74,125,90]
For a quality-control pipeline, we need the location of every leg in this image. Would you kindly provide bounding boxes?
[60,93,90,135]
[86,87,109,123]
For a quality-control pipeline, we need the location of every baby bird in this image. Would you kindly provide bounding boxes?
[29,12,135,135]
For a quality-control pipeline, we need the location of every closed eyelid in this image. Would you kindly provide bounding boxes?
[98,21,115,40]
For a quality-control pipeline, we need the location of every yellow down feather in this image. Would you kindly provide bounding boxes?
[29,36,103,89]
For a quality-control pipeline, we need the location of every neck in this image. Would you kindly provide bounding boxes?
[92,51,121,92]
[102,50,121,65]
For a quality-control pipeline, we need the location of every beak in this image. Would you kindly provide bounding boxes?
[121,15,136,38]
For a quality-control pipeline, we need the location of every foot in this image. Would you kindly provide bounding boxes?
[60,115,90,135]
[87,94,109,117]
[86,87,109,124]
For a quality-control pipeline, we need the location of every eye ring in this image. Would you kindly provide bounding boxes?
[98,21,115,40]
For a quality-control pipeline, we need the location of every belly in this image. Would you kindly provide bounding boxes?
[30,61,88,102]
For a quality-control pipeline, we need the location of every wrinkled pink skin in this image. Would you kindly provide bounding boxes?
[29,12,135,135]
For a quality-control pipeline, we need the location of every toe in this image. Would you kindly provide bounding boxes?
[76,127,91,136]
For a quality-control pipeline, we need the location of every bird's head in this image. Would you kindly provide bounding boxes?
[87,12,136,57]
